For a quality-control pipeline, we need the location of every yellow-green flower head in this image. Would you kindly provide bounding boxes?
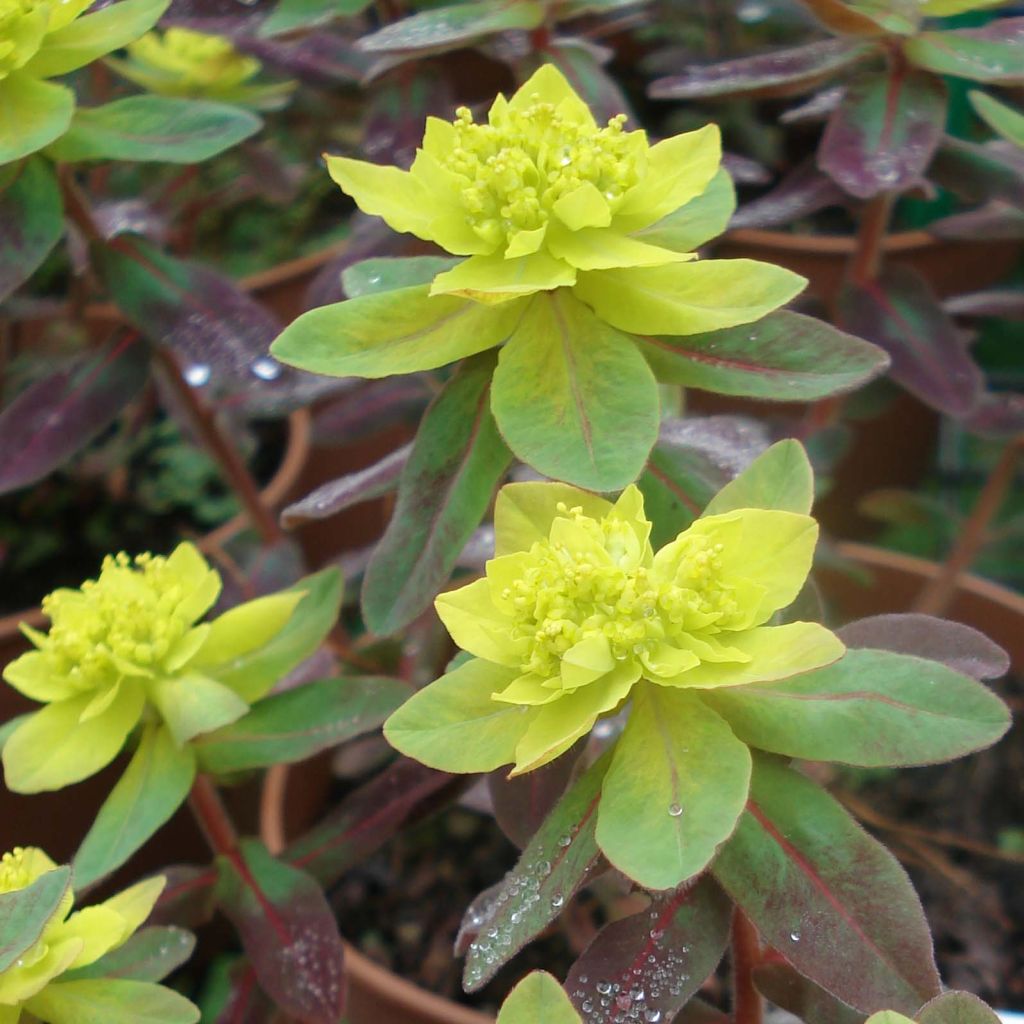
[107,27,295,110]
[2,542,304,793]
[0,0,168,164]
[0,846,169,1017]
[385,482,844,776]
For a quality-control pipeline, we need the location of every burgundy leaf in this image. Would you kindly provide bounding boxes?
[963,391,1024,439]
[546,39,635,124]
[285,758,466,887]
[564,879,732,1024]
[753,961,863,1024]
[0,333,149,495]
[819,67,948,199]
[731,160,846,230]
[213,963,277,1024]
[676,1001,730,1024]
[837,265,984,418]
[930,202,1024,241]
[0,157,63,302]
[238,32,371,85]
[164,0,270,34]
[214,839,345,1024]
[311,378,429,444]
[781,86,845,124]
[944,290,1024,320]
[929,138,1024,209]
[649,38,874,100]
[838,613,1009,681]
[151,866,217,929]
[722,152,772,186]
[364,67,454,169]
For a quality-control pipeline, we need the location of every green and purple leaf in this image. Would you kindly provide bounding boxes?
[564,879,732,1024]
[65,927,196,983]
[819,68,948,199]
[753,961,863,1024]
[214,839,345,1024]
[0,866,72,973]
[0,333,150,496]
[636,310,890,402]
[905,20,1024,84]
[0,158,63,302]
[797,0,919,35]
[712,755,941,1014]
[731,160,846,230]
[917,991,1003,1024]
[929,138,1024,209]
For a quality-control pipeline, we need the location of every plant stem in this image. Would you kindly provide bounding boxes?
[731,908,763,1024]
[188,773,239,855]
[913,434,1024,616]
[848,193,894,287]
[155,346,286,547]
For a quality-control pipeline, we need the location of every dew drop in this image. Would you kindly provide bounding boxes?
[790,930,801,943]
[551,892,564,909]
[251,356,282,381]
[596,980,612,995]
[184,363,211,387]
[668,803,683,817]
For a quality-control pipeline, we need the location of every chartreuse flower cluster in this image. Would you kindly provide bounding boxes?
[0,846,198,1024]
[2,542,306,794]
[271,64,806,490]
[107,27,295,110]
[0,0,168,164]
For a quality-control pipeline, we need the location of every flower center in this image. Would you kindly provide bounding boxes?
[0,0,48,78]
[41,552,194,692]
[0,848,32,894]
[443,100,640,249]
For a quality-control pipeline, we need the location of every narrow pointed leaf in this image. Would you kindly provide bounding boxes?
[74,725,196,890]
[712,755,941,1014]
[930,138,1024,209]
[819,68,947,199]
[837,265,983,418]
[362,351,511,635]
[636,310,889,401]
[342,256,458,298]
[463,754,610,992]
[970,90,1024,146]
[0,866,71,973]
[193,676,410,773]
[65,926,196,982]
[215,839,345,1024]
[797,0,919,35]
[259,0,371,36]
[492,291,659,491]
[0,157,63,302]
[731,160,846,230]
[703,438,813,517]
[905,21,1024,84]
[565,879,732,1024]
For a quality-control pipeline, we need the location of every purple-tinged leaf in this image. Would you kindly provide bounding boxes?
[0,157,63,303]
[0,866,72,973]
[210,963,276,1024]
[929,138,1024,209]
[930,202,1024,241]
[0,333,149,495]
[753,961,863,1024]
[215,839,345,1024]
[676,1001,730,1024]
[94,236,332,415]
[258,0,370,38]
[92,198,168,244]
[311,377,430,444]
[564,879,732,1024]
[238,32,371,85]
[636,310,891,401]
[722,153,772,186]
[713,755,941,1015]
[545,39,635,124]
[839,613,1010,680]
[281,443,410,528]
[285,758,466,887]
[798,0,919,35]
[781,86,845,124]
[462,753,610,993]
[963,391,1024,438]
[163,0,269,34]
[364,68,455,169]
[151,866,217,930]
[944,289,1024,319]
[361,350,511,635]
[819,68,947,199]
[837,265,984,418]
[731,160,846,230]
[649,39,874,100]
[64,926,196,983]
[488,740,584,849]
[917,991,1003,1024]
[905,20,1024,85]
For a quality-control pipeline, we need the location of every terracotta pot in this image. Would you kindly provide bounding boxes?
[260,545,1024,1024]
[0,407,312,860]
[716,228,1022,306]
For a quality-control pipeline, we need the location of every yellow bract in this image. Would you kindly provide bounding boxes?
[0,0,90,78]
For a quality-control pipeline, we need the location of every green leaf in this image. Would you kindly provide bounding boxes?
[0,714,29,754]
[497,972,581,1024]
[0,158,63,302]
[342,256,460,298]
[65,926,196,982]
[359,0,545,53]
[0,865,71,973]
[797,0,920,35]
[633,169,737,252]
[21,0,169,77]
[271,285,522,379]
[703,439,813,516]
[712,755,940,1014]
[207,568,343,704]
[152,674,249,746]
[704,649,1011,768]
[26,980,199,1024]
[597,684,752,890]
[362,352,511,635]
[383,657,528,773]
[48,97,261,164]
[462,753,610,992]
[636,310,890,401]
[905,25,1024,84]
[491,291,659,491]
[0,72,74,166]
[917,991,1003,1024]
[260,0,371,35]
[970,90,1024,146]
[194,676,410,774]
[73,724,196,889]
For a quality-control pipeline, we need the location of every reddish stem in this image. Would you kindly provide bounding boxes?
[732,908,763,1024]
[848,193,894,288]
[188,773,239,855]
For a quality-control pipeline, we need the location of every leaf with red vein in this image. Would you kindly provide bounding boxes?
[0,157,63,303]
[564,878,731,1024]
[462,753,611,993]
[214,839,345,1024]
[712,754,940,1015]
[151,866,217,929]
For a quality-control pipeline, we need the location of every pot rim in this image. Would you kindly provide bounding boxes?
[0,406,312,642]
